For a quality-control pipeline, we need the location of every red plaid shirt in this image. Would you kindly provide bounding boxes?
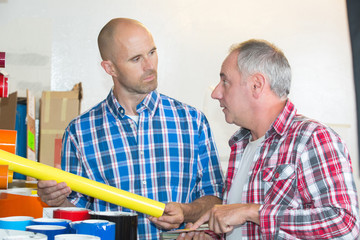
[223,100,360,239]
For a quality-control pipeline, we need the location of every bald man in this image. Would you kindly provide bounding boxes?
[37,18,224,239]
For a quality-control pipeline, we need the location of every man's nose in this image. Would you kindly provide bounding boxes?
[211,83,222,100]
[143,57,154,70]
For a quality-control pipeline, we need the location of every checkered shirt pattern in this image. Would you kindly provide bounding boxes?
[61,90,224,240]
[223,100,360,239]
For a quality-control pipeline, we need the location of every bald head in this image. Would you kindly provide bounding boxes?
[98,18,152,61]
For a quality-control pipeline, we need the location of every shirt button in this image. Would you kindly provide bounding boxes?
[140,151,144,156]
[142,181,146,185]
[120,109,124,114]
[274,172,280,179]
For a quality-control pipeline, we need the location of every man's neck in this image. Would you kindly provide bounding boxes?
[251,99,287,140]
[113,88,147,116]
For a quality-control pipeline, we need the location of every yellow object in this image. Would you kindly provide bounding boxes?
[25,181,38,189]
[0,149,165,217]
[8,170,13,183]
[0,165,13,189]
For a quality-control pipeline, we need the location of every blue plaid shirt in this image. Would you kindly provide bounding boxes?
[61,90,224,239]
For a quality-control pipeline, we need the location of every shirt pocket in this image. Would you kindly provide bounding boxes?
[262,164,296,204]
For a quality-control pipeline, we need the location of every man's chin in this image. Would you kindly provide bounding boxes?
[224,116,234,125]
[141,81,158,94]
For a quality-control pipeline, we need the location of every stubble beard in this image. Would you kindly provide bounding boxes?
[139,70,158,94]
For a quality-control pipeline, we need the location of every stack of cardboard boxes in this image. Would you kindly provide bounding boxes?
[0,82,82,218]
[0,83,82,174]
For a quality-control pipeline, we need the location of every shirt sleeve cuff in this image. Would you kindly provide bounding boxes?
[259,204,288,239]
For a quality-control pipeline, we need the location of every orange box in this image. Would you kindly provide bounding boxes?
[0,130,16,188]
[0,129,17,154]
[0,192,48,218]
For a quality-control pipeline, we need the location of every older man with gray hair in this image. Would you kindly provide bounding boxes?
[190,39,360,239]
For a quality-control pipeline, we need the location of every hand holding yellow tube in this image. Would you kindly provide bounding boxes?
[0,149,165,217]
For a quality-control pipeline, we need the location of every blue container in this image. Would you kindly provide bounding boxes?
[0,216,34,230]
[26,225,67,240]
[14,102,27,180]
[31,218,72,233]
[70,219,115,240]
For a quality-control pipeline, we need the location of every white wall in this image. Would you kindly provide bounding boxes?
[0,0,359,193]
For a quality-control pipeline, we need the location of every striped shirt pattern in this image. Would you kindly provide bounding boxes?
[61,90,224,239]
[223,100,360,239]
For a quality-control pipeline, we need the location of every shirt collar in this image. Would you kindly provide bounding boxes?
[270,99,297,136]
[228,99,297,146]
[106,89,160,119]
[136,90,160,117]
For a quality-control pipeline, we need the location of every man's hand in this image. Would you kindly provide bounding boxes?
[148,202,185,230]
[149,196,221,231]
[37,180,73,207]
[176,230,214,240]
[190,203,261,234]
[176,223,215,240]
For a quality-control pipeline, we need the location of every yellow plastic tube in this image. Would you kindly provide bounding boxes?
[0,149,165,217]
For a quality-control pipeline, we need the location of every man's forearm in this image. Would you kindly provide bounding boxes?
[181,195,222,223]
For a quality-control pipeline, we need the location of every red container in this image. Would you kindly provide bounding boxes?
[0,73,8,98]
[53,208,90,221]
[0,52,5,68]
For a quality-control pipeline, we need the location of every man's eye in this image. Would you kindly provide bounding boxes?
[132,57,140,62]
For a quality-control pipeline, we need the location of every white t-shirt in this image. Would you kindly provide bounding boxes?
[226,135,264,240]
[127,114,139,124]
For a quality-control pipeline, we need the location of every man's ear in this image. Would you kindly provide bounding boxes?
[251,73,266,98]
[101,60,116,77]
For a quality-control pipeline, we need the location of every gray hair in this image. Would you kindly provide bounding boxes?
[230,39,291,98]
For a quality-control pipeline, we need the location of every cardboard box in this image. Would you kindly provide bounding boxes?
[0,91,17,130]
[39,83,82,167]
[0,90,36,180]
[0,91,36,157]
[26,90,36,162]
